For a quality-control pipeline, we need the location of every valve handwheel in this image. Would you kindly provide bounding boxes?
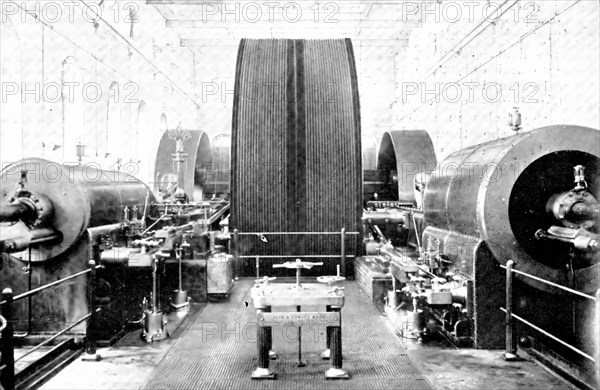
[272,259,323,289]
[255,276,277,287]
[317,264,346,286]
[317,275,346,285]
[272,258,323,269]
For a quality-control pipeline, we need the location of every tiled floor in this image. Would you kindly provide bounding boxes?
[40,308,202,390]
[384,305,577,390]
[39,280,576,390]
[140,280,431,390]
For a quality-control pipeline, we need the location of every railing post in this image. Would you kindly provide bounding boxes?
[505,260,518,361]
[85,260,97,356]
[340,228,346,277]
[596,289,600,390]
[1,288,15,390]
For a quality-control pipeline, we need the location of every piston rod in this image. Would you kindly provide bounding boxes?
[570,202,600,219]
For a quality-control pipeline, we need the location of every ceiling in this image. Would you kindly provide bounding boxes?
[146,1,438,133]
[148,1,426,48]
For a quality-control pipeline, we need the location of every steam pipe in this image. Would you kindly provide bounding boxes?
[372,225,390,246]
[87,224,124,241]
[29,235,61,246]
[152,257,158,313]
[0,202,35,223]
[1,228,61,253]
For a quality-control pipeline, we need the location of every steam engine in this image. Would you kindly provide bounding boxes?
[0,159,155,334]
[0,129,231,355]
[0,123,598,389]
[360,125,599,388]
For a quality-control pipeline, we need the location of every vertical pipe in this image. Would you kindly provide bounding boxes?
[256,256,260,279]
[596,289,600,390]
[412,212,422,254]
[233,229,239,278]
[152,257,158,313]
[1,288,15,390]
[340,228,346,277]
[86,260,97,355]
[174,140,186,197]
[210,231,216,252]
[296,268,301,289]
[505,260,517,359]
[27,248,32,336]
[178,249,183,292]
[204,258,209,303]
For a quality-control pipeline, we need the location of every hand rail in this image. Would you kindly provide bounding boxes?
[500,263,596,301]
[500,307,595,362]
[502,259,600,390]
[232,228,355,278]
[238,255,356,259]
[14,308,101,364]
[0,265,103,307]
[236,231,359,235]
[1,261,102,390]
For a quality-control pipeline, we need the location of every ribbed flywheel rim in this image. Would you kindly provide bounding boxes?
[231,39,362,276]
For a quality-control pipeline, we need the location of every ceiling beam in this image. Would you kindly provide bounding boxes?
[181,38,408,48]
[151,3,176,19]
[166,19,410,28]
[178,26,411,41]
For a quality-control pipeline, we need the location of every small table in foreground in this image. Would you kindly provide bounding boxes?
[250,281,348,380]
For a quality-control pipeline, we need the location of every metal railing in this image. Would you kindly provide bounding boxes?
[232,228,360,278]
[501,260,600,389]
[0,261,102,390]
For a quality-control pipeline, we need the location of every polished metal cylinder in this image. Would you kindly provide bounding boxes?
[423,125,600,293]
[0,158,155,262]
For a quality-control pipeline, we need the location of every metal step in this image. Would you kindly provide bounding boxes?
[15,339,82,390]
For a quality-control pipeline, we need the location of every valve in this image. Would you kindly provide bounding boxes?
[272,259,323,289]
[317,264,346,285]
[254,276,276,287]
[327,286,345,295]
[546,164,599,229]
[573,165,587,192]
[507,107,522,132]
[317,275,346,285]
[272,258,324,270]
